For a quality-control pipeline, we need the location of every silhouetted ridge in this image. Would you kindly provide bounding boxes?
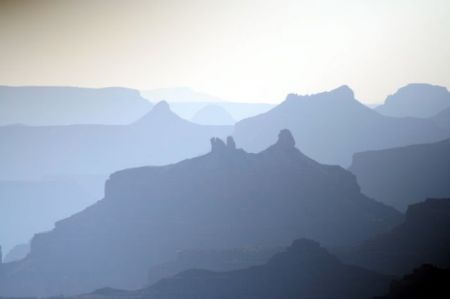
[267,238,340,268]
[0,130,401,297]
[376,83,450,118]
[344,198,450,275]
[234,85,448,166]
[133,100,189,127]
[349,139,450,211]
[126,238,390,299]
[406,198,450,226]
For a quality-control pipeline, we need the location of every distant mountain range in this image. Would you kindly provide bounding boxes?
[170,101,274,122]
[1,83,450,299]
[191,104,235,125]
[234,85,449,166]
[0,130,401,297]
[0,86,152,126]
[0,101,231,180]
[375,83,450,118]
[350,138,450,211]
[141,86,274,122]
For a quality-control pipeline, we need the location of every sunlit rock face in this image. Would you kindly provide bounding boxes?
[0,130,401,297]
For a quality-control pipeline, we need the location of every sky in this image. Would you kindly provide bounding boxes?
[0,0,449,103]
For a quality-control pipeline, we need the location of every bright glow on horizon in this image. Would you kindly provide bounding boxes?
[0,0,449,103]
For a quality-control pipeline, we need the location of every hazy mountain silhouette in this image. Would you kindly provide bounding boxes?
[0,86,152,126]
[375,84,450,118]
[349,138,450,211]
[0,176,105,252]
[233,86,448,166]
[66,239,391,299]
[432,107,450,131]
[147,246,282,286]
[3,243,29,263]
[170,102,274,122]
[374,264,450,299]
[344,198,450,275]
[0,130,401,297]
[0,101,231,180]
[191,104,235,125]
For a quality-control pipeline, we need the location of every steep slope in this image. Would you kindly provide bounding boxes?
[3,244,30,263]
[75,239,392,299]
[0,130,401,297]
[349,139,450,211]
[345,198,450,275]
[233,85,448,166]
[0,175,105,252]
[0,101,232,179]
[375,83,450,118]
[0,86,152,126]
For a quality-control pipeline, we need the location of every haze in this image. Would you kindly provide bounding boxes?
[1,0,449,103]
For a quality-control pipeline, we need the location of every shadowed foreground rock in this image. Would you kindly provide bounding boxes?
[374,264,450,299]
[72,239,391,299]
[344,198,450,275]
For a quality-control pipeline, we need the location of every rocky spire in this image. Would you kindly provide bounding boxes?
[276,129,295,148]
[210,136,237,153]
[210,137,226,152]
[226,136,236,150]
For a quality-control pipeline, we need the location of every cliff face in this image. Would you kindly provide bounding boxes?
[346,198,450,275]
[0,130,401,297]
[349,138,450,211]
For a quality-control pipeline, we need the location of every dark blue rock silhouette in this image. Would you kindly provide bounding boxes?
[350,138,450,211]
[0,130,400,297]
[343,198,450,275]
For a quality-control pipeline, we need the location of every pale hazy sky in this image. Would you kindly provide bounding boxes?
[1,0,449,103]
